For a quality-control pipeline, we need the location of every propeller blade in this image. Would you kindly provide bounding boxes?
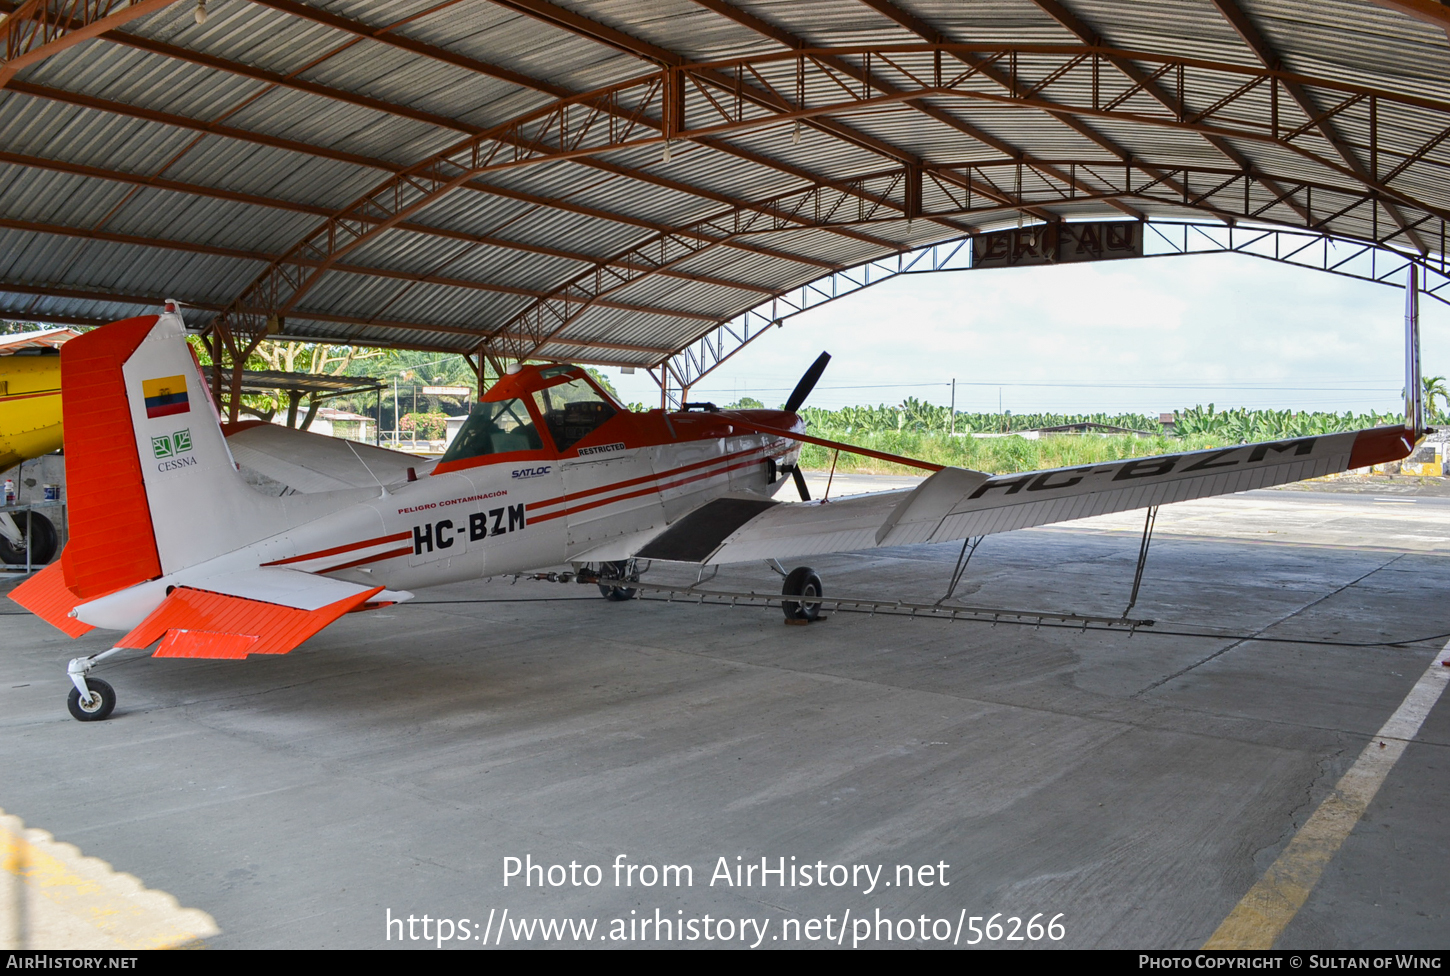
[783,352,831,413]
[791,466,811,502]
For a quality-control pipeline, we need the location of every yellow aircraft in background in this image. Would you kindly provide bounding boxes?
[0,328,74,470]
[1,328,78,565]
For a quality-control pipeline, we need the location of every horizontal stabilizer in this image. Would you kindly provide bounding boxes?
[224,422,430,492]
[7,560,94,638]
[154,630,258,660]
[118,579,383,658]
[179,567,386,611]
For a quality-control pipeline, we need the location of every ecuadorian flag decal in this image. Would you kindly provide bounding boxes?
[142,374,190,419]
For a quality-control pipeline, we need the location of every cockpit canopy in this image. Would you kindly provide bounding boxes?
[438,364,619,465]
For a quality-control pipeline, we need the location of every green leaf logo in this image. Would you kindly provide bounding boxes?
[152,435,173,459]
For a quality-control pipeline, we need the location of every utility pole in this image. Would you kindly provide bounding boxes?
[950,378,956,436]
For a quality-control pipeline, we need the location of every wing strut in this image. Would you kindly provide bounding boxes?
[938,535,985,604]
[1123,506,1160,618]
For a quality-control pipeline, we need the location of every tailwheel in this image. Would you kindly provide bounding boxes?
[781,566,823,624]
[67,678,116,722]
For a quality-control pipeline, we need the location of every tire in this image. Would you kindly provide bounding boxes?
[593,560,637,602]
[67,678,116,722]
[781,566,823,622]
[0,512,57,566]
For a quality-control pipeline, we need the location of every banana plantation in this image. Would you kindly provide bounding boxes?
[798,400,1422,439]
[793,396,1441,476]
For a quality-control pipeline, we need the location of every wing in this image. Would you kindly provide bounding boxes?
[223,422,432,492]
[618,425,1416,566]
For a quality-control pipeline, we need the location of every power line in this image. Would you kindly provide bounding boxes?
[699,381,1401,393]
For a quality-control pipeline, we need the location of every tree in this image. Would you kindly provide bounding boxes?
[585,367,621,401]
[240,341,383,429]
[1,319,55,335]
[189,337,385,429]
[1423,375,1449,421]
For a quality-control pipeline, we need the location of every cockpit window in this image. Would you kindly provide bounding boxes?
[532,375,617,452]
[439,398,543,463]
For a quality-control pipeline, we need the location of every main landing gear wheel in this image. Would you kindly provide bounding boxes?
[594,560,638,602]
[781,566,823,623]
[67,678,116,722]
[0,511,57,566]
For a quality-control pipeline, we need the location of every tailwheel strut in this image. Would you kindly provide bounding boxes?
[66,647,124,722]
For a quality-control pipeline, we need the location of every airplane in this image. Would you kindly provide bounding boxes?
[0,327,75,566]
[8,303,1423,721]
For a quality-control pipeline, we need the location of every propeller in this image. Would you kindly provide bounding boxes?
[781,351,830,500]
[783,351,831,414]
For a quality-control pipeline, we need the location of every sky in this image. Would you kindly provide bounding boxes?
[606,251,1450,418]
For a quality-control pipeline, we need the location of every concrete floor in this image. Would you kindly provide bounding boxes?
[2,485,1447,949]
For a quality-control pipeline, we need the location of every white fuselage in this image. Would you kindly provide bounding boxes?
[73,428,795,634]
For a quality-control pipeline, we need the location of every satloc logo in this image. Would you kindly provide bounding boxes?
[512,465,551,479]
[414,503,526,555]
[151,429,197,471]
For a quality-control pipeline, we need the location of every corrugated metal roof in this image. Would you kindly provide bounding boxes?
[1,0,1446,366]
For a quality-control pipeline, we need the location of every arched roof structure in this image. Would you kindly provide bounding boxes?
[2,0,1449,385]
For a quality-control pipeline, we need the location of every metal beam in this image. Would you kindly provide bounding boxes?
[856,0,1168,210]
[7,0,922,258]
[0,280,677,358]
[1023,0,1314,225]
[0,215,729,320]
[226,0,919,253]
[656,218,1450,405]
[693,0,1086,222]
[0,0,181,89]
[4,82,834,280]
[1208,0,1428,253]
[0,149,776,295]
[247,0,576,97]
[1369,0,1450,39]
[487,0,997,224]
[204,42,1450,348]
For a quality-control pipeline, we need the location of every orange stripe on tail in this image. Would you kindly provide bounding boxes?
[59,316,163,598]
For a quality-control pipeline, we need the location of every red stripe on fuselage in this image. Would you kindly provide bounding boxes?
[527,452,781,524]
[528,439,789,512]
[317,546,414,573]
[262,531,411,567]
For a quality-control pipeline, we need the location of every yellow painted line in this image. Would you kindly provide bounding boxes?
[1204,643,1450,949]
[1,808,219,949]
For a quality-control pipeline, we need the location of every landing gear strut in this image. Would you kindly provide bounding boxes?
[591,560,640,601]
[66,647,123,721]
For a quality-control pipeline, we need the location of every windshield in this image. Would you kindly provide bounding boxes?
[532,374,617,452]
[439,398,543,463]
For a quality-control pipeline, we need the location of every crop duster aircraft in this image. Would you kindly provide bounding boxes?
[9,304,1425,721]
